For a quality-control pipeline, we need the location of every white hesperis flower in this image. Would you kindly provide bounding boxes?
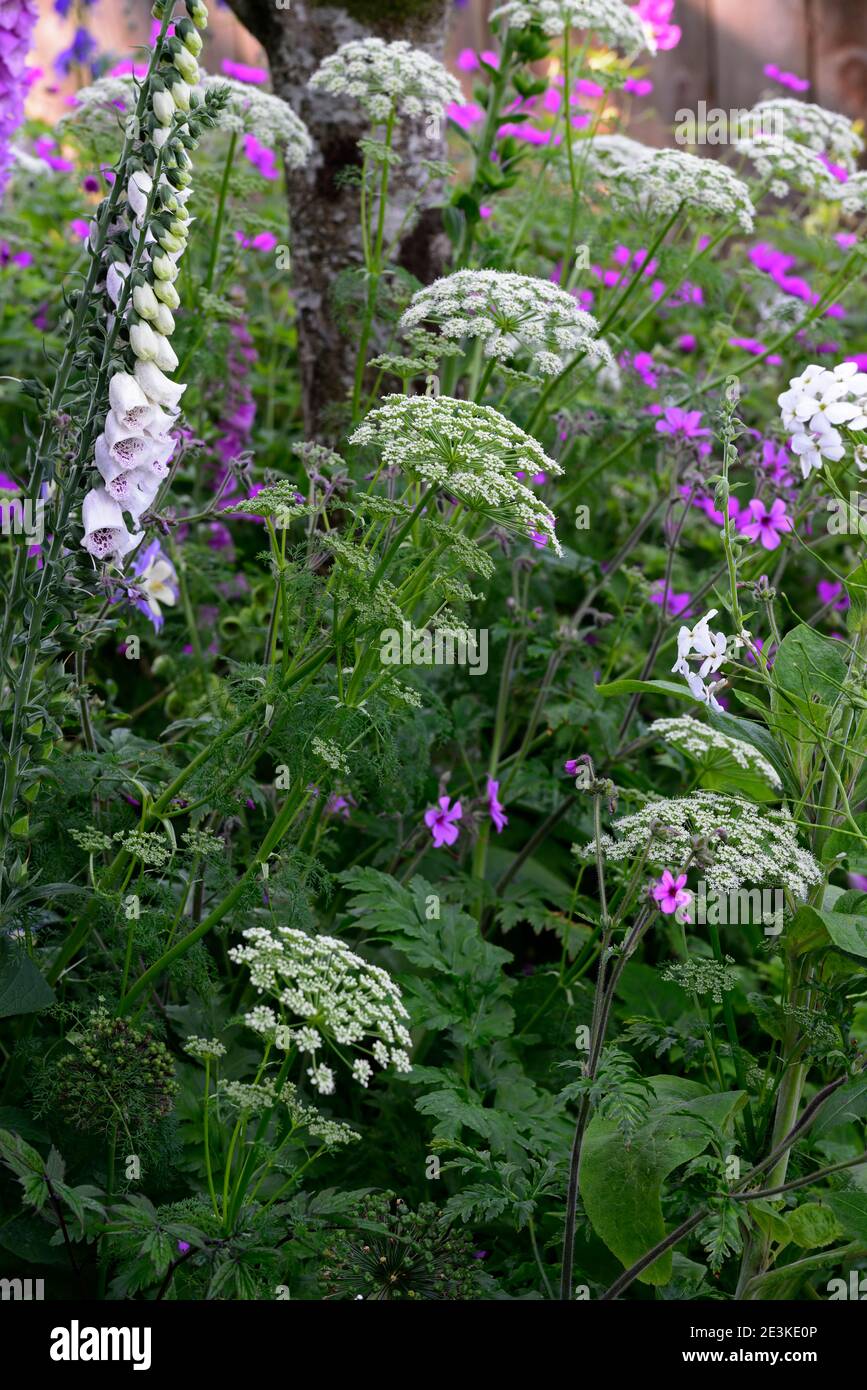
[200,74,312,167]
[349,394,564,553]
[778,361,867,478]
[308,38,461,125]
[490,0,652,55]
[400,270,611,376]
[578,790,821,898]
[649,717,782,789]
[672,609,739,712]
[229,926,412,1094]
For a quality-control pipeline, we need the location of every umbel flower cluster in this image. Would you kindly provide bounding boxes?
[649,717,782,789]
[200,73,311,162]
[309,37,461,124]
[349,395,563,552]
[736,99,863,204]
[490,0,652,55]
[229,926,412,1096]
[777,361,867,477]
[580,790,822,898]
[635,148,755,231]
[79,3,226,562]
[400,270,612,376]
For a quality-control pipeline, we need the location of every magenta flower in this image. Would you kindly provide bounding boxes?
[632,0,681,50]
[764,63,810,93]
[243,133,280,180]
[424,796,462,849]
[649,580,691,618]
[655,407,711,441]
[738,497,792,550]
[486,778,508,834]
[652,869,692,916]
[177,1240,191,1254]
[624,76,653,95]
[222,59,269,85]
[817,579,849,612]
[447,100,484,131]
[564,759,579,775]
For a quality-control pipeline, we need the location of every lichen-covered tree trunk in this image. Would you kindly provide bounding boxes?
[226,0,453,439]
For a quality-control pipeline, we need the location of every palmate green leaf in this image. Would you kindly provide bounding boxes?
[580,1078,745,1286]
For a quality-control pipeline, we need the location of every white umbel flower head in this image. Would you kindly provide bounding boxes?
[739,99,863,170]
[637,149,754,231]
[349,394,564,553]
[400,270,612,375]
[579,790,821,898]
[735,134,846,202]
[200,73,312,167]
[649,717,782,789]
[309,37,462,124]
[229,926,412,1093]
[490,0,652,54]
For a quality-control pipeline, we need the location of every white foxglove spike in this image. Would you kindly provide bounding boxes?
[81,487,144,561]
[106,260,131,308]
[135,359,187,409]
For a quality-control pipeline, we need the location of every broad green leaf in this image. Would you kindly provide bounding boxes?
[793,905,867,960]
[595,678,696,704]
[827,1190,867,1244]
[772,624,847,708]
[706,709,795,797]
[812,1077,867,1137]
[824,815,867,873]
[580,1078,745,1285]
[0,944,54,1018]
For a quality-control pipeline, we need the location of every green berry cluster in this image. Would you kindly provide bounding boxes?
[320,1192,482,1301]
[45,1006,178,1135]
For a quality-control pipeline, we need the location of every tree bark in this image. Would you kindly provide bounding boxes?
[225,0,453,439]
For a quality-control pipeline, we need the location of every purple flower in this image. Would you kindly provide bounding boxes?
[652,869,692,916]
[424,795,462,849]
[486,778,508,834]
[243,133,280,180]
[177,1240,191,1254]
[222,59,269,85]
[655,406,711,441]
[737,497,792,551]
[564,759,580,775]
[764,63,810,93]
[817,579,849,612]
[632,0,681,50]
[54,26,98,77]
[649,581,691,618]
[0,0,39,203]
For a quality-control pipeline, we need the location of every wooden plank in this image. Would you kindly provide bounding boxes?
[810,0,867,120]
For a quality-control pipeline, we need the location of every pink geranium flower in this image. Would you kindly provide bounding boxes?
[486,778,508,834]
[738,497,792,550]
[656,406,711,440]
[424,796,462,848]
[652,869,692,916]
